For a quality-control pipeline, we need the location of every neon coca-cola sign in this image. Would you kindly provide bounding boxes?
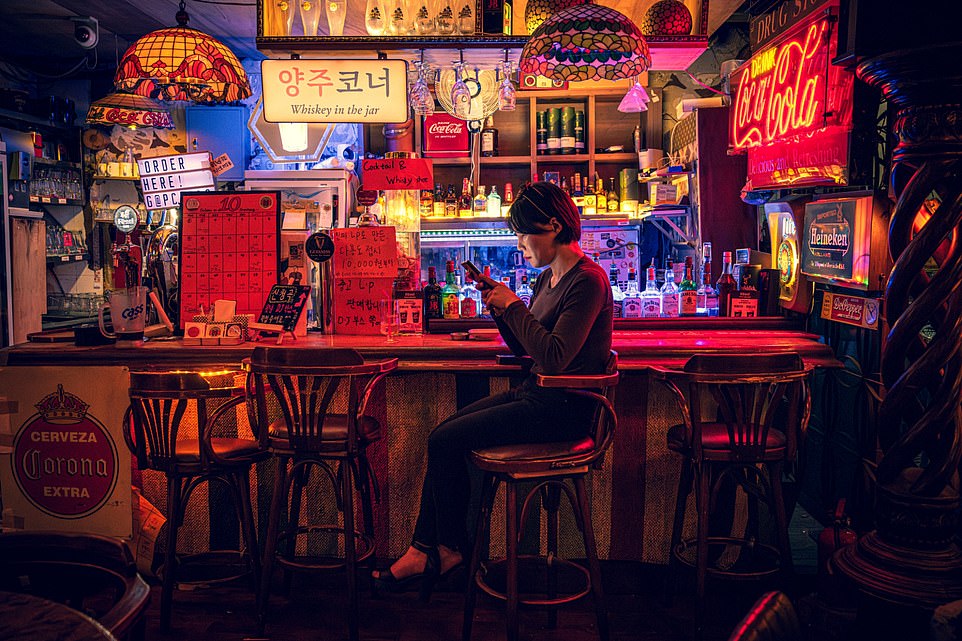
[87,105,173,129]
[731,18,830,151]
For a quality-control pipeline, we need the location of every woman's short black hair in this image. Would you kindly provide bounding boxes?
[507,181,581,244]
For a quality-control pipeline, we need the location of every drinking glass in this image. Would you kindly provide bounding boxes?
[451,64,471,119]
[380,300,399,343]
[275,0,297,35]
[498,60,516,111]
[325,0,347,35]
[456,0,474,34]
[365,0,387,35]
[435,0,455,34]
[388,0,413,34]
[299,0,322,36]
[413,0,435,34]
[409,62,434,115]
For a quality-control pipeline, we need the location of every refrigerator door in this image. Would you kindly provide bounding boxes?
[243,169,355,229]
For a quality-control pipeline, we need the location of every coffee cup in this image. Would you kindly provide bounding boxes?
[98,287,148,345]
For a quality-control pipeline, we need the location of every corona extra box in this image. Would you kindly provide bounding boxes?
[0,367,131,537]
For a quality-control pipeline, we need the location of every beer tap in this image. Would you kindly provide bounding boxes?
[111,205,142,290]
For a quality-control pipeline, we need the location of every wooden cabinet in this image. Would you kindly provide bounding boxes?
[421,86,653,198]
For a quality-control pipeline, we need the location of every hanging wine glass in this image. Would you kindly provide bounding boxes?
[409,61,435,116]
[365,0,387,35]
[451,62,471,119]
[618,77,651,113]
[498,59,516,112]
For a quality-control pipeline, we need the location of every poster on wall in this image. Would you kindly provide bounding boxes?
[0,367,131,537]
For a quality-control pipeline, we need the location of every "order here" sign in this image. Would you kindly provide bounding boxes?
[137,152,216,210]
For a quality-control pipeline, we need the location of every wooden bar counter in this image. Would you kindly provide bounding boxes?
[0,324,837,564]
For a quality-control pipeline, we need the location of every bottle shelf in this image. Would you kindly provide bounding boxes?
[30,196,83,206]
[34,158,82,170]
[593,153,639,163]
[430,155,531,166]
[535,154,591,163]
[46,253,88,264]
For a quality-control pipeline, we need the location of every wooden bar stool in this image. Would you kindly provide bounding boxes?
[462,351,619,641]
[125,368,267,633]
[651,352,811,637]
[244,347,397,641]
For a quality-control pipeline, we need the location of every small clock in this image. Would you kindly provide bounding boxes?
[113,205,139,233]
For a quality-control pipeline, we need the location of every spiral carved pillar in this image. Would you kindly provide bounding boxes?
[834,43,962,627]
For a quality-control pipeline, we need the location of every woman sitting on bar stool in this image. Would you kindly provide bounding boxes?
[373,181,613,598]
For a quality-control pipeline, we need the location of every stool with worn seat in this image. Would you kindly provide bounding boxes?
[462,351,619,641]
[651,352,811,635]
[125,368,267,633]
[244,347,397,641]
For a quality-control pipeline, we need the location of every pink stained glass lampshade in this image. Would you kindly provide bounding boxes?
[114,22,251,104]
[519,2,651,82]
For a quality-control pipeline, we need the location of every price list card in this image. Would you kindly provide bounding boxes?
[178,191,281,329]
[329,227,398,335]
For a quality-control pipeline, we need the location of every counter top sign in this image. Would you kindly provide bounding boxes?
[262,59,408,124]
[258,283,312,331]
[137,152,215,210]
[329,226,397,278]
[361,157,434,190]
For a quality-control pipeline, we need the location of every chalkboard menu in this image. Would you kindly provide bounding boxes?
[178,191,280,329]
[258,284,312,331]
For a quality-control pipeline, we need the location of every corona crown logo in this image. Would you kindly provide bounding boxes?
[34,384,89,424]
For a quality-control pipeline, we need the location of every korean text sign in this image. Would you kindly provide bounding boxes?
[362,157,434,190]
[329,227,398,278]
[262,59,409,124]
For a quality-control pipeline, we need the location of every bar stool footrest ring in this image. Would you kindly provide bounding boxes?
[274,525,375,571]
[475,554,591,607]
[157,550,254,587]
[672,536,783,579]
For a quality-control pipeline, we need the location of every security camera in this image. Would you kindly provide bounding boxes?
[71,16,99,50]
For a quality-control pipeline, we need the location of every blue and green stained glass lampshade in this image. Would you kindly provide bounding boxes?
[519,2,650,82]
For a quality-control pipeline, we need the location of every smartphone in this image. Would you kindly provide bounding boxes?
[461,260,494,289]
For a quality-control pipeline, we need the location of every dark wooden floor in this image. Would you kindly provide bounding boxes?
[142,561,819,641]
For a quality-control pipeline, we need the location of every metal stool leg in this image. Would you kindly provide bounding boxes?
[574,476,609,641]
[544,484,562,629]
[505,481,520,641]
[258,456,289,632]
[694,463,711,640]
[234,470,262,588]
[463,474,498,641]
[341,459,360,641]
[769,461,794,578]
[667,457,693,605]
[160,475,183,633]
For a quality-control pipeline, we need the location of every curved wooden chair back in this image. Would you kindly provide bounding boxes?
[727,591,803,641]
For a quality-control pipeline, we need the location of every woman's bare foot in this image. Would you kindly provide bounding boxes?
[437,545,462,575]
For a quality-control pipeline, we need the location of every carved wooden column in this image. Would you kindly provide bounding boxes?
[833,42,962,631]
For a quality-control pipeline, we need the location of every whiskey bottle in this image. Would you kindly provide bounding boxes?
[420,188,434,217]
[433,182,445,217]
[473,185,487,215]
[716,251,737,317]
[679,256,698,316]
[501,182,514,216]
[444,183,457,217]
[423,266,443,319]
[459,177,472,217]
[480,116,498,156]
[606,177,619,212]
[595,175,607,212]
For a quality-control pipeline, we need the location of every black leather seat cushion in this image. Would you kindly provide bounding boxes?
[173,437,264,463]
[268,414,382,449]
[667,423,786,454]
[470,437,595,474]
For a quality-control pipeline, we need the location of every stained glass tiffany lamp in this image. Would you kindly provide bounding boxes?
[519,1,650,82]
[113,1,250,103]
[86,93,174,128]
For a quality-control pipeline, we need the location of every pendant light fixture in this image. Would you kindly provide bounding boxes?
[519,1,650,82]
[86,92,174,128]
[113,1,251,103]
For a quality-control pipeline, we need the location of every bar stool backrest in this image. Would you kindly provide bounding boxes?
[245,347,397,454]
[679,352,809,461]
[127,370,241,471]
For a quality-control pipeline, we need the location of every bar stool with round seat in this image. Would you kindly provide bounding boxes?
[462,351,619,641]
[244,347,397,641]
[124,368,267,633]
[651,352,811,636]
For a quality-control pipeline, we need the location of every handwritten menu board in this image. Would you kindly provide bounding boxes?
[361,157,434,190]
[178,191,280,329]
[335,278,394,335]
[258,284,312,331]
[326,227,399,335]
[329,226,398,278]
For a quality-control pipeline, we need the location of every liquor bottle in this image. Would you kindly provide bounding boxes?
[703,260,718,316]
[444,183,458,217]
[574,110,585,154]
[609,264,624,318]
[697,269,711,316]
[660,258,679,317]
[595,175,607,212]
[546,108,561,155]
[441,260,461,319]
[606,177,619,212]
[560,175,570,195]
[481,265,493,315]
[460,273,481,317]
[536,111,547,155]
[474,185,487,215]
[679,256,698,316]
[582,178,596,216]
[486,185,501,216]
[459,177,472,217]
[501,182,513,216]
[640,264,662,317]
[423,265,443,319]
[515,269,533,306]
[433,183,445,217]
[481,115,499,156]
[622,268,642,318]
[420,187,434,217]
[571,173,584,212]
[560,106,576,155]
[716,251,737,317]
